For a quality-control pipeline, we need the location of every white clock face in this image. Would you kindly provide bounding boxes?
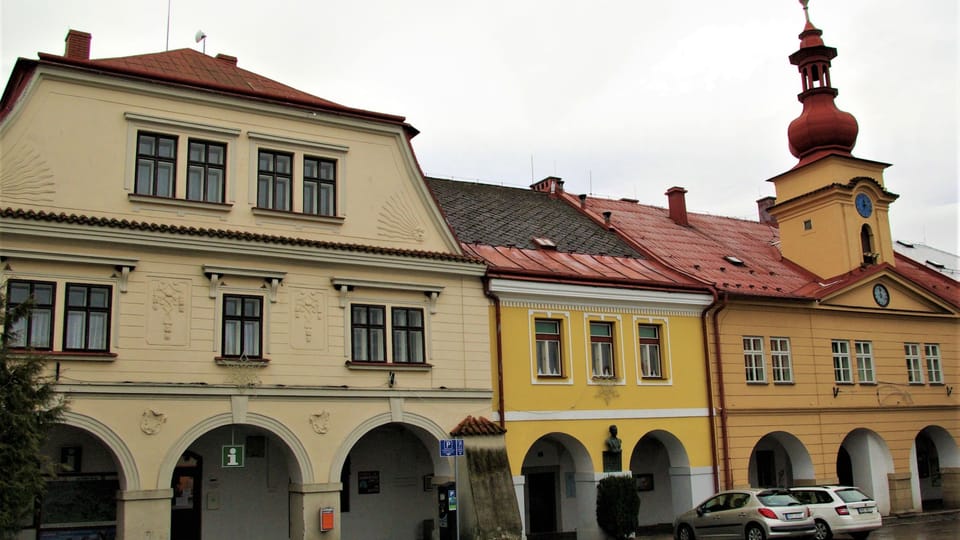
[873,284,889,307]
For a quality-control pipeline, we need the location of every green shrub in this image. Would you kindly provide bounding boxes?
[596,474,640,539]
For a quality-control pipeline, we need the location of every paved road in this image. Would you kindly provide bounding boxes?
[635,510,959,539]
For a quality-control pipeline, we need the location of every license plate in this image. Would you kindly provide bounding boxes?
[857,507,874,514]
[785,512,803,520]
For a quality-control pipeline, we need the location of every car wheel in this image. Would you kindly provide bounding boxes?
[813,519,833,540]
[676,524,695,540]
[745,523,766,540]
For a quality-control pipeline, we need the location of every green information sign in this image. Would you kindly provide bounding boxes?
[222,445,244,468]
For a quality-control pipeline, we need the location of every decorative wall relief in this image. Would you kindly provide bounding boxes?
[0,143,56,203]
[310,411,330,435]
[377,192,425,242]
[140,409,167,435]
[291,289,326,350]
[147,279,190,345]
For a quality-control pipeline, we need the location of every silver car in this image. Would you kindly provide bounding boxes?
[789,486,882,540]
[674,488,815,540]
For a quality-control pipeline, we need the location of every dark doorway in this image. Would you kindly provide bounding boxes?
[526,471,557,534]
[171,451,202,540]
[756,450,776,487]
[837,446,853,486]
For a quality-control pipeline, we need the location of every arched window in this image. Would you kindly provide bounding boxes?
[861,224,876,264]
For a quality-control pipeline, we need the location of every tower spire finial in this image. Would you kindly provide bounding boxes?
[800,0,811,24]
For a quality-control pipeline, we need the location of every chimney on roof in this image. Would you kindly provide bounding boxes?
[666,186,689,226]
[64,30,91,60]
[216,53,238,65]
[757,196,778,226]
[578,193,587,208]
[602,211,612,226]
[531,176,564,198]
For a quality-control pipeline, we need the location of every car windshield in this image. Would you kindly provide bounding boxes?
[757,492,802,507]
[836,488,872,503]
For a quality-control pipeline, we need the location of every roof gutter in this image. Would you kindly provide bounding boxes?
[483,276,507,429]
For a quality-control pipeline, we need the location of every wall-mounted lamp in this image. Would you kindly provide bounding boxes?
[833,386,840,398]
[388,371,396,388]
[947,386,953,397]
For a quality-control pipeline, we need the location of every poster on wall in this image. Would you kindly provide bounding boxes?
[358,471,380,494]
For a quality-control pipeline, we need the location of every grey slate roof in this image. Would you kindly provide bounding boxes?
[426,177,642,258]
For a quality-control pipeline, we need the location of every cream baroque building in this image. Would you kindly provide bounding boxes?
[1,31,492,540]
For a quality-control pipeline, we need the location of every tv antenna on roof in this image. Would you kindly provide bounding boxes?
[195,30,208,54]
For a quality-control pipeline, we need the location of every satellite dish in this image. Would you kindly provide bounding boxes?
[195,30,207,43]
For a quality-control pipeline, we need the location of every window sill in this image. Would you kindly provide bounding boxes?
[129,194,233,212]
[641,376,666,381]
[10,350,117,362]
[858,382,878,386]
[345,361,432,372]
[252,207,345,225]
[746,381,769,385]
[773,381,795,385]
[537,373,565,379]
[215,357,270,367]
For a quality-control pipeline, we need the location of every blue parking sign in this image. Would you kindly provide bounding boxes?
[440,439,464,456]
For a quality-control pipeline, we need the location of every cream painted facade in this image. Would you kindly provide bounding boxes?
[1,46,492,539]
[488,278,715,538]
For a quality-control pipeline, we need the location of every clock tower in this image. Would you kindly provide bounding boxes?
[766,0,899,279]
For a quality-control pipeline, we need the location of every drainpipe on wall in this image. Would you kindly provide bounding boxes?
[700,289,722,494]
[707,292,733,489]
[483,277,507,429]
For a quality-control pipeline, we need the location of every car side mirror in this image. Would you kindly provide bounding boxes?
[696,507,704,517]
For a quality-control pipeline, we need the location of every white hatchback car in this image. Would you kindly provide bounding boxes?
[788,486,882,540]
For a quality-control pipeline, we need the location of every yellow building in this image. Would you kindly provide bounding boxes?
[427,177,716,538]
[1,31,494,539]
[577,7,959,518]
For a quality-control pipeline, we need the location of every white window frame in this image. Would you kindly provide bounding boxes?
[855,340,875,384]
[529,311,573,385]
[905,343,924,384]
[633,316,671,385]
[743,336,766,383]
[832,340,853,384]
[584,314,624,385]
[925,344,943,384]
[770,337,793,384]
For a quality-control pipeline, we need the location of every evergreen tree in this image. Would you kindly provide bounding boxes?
[0,296,66,538]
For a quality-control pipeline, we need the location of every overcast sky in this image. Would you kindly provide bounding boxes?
[2,0,957,251]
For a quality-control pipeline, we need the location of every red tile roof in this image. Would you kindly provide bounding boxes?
[450,416,506,437]
[575,194,960,308]
[3,46,410,128]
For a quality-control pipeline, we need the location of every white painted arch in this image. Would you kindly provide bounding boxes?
[59,410,140,490]
[158,412,312,489]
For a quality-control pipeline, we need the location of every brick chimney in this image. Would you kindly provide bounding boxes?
[666,186,689,226]
[64,30,91,60]
[531,176,564,198]
[216,53,238,65]
[757,196,778,226]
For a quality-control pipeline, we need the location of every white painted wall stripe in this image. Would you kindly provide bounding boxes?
[495,408,710,422]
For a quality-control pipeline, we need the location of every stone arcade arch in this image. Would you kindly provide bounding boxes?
[838,428,895,515]
[160,412,311,540]
[30,413,136,538]
[520,432,595,539]
[911,425,960,510]
[629,429,695,526]
[748,431,815,488]
[333,413,452,540]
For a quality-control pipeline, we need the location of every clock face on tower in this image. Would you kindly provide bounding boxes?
[873,284,890,307]
[855,193,873,218]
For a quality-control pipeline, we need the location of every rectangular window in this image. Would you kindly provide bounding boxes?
[535,319,562,376]
[303,156,336,216]
[222,295,262,358]
[743,336,766,383]
[905,343,924,384]
[257,150,292,211]
[638,325,662,378]
[855,340,875,383]
[392,307,424,363]
[590,321,615,378]
[351,305,385,362]
[925,344,943,384]
[770,337,793,383]
[5,280,55,350]
[187,140,226,203]
[832,340,852,383]
[135,132,177,197]
[64,284,111,352]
